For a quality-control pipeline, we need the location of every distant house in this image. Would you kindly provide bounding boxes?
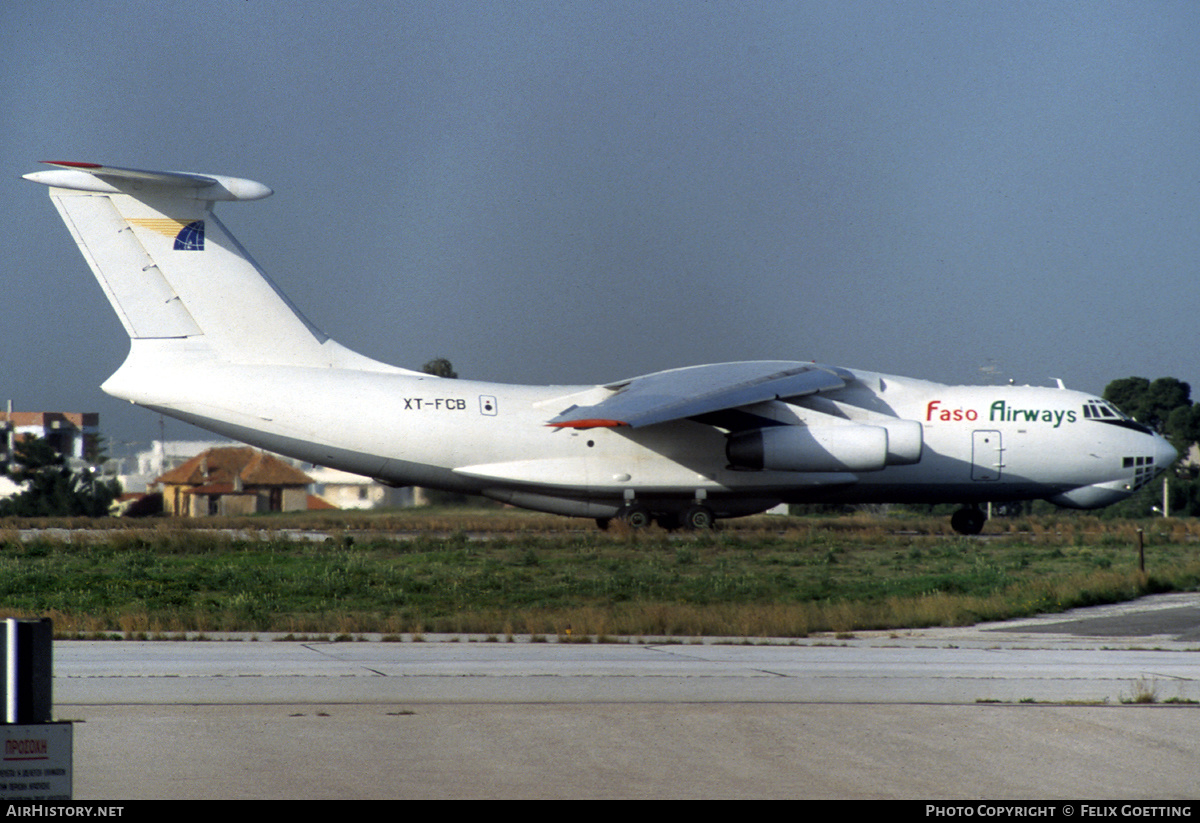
[0,411,100,466]
[119,439,242,494]
[154,447,313,517]
[306,465,414,510]
[0,410,105,501]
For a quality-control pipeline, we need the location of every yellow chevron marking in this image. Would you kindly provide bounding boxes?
[129,218,189,238]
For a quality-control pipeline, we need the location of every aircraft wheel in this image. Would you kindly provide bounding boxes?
[950,507,986,536]
[620,506,653,529]
[681,505,715,530]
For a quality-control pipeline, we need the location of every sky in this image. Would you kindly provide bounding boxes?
[2,1,1199,453]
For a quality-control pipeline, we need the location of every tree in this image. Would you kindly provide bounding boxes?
[1103,375,1200,517]
[1103,376,1191,436]
[421,357,458,378]
[1166,404,1200,453]
[0,436,120,517]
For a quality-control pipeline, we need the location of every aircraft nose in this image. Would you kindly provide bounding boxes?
[1154,434,1178,472]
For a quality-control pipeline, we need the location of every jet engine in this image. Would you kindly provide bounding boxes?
[726,420,923,473]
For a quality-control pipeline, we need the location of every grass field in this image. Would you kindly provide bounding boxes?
[3,509,1198,638]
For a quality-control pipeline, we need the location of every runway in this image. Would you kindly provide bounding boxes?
[54,593,1200,799]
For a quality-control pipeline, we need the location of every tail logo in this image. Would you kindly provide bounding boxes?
[127,218,205,251]
[173,220,205,251]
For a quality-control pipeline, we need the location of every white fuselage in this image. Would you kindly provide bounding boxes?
[103,340,1176,520]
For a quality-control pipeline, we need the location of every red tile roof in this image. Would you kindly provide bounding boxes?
[155,447,312,488]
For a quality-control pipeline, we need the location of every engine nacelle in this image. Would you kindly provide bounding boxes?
[880,419,924,465]
[727,421,923,473]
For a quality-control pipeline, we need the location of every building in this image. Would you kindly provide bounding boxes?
[130,441,418,512]
[119,439,240,494]
[306,465,414,509]
[0,411,100,467]
[154,447,313,517]
[0,411,107,501]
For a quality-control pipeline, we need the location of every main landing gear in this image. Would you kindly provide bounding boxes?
[950,505,987,536]
[679,504,715,531]
[595,501,716,531]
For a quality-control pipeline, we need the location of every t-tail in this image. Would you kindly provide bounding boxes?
[23,161,407,374]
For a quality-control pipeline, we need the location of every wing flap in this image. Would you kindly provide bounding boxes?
[547,361,851,429]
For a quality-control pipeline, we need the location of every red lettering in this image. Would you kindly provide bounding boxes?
[5,739,47,756]
[924,399,979,423]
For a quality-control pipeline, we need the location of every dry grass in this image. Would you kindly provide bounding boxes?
[5,510,1199,638]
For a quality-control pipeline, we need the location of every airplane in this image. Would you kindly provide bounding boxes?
[24,161,1178,534]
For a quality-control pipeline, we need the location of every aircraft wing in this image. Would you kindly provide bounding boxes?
[547,361,852,429]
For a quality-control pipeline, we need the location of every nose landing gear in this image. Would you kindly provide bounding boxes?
[950,506,987,536]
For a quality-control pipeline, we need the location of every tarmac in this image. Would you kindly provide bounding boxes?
[53,592,1200,799]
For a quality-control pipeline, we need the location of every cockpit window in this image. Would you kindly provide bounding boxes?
[1082,398,1153,434]
[1082,400,1129,420]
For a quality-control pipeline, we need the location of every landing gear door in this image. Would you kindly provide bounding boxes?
[971,430,1002,481]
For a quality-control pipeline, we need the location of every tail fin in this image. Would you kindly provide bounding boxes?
[25,162,392,371]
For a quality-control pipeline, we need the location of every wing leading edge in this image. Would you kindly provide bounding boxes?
[547,361,852,429]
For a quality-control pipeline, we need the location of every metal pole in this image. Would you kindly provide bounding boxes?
[3,618,52,724]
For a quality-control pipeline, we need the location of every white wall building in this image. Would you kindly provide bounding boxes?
[306,466,414,509]
[121,440,415,509]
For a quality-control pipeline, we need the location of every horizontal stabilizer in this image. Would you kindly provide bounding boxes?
[23,161,272,201]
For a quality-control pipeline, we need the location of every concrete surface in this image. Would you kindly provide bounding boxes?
[53,592,1200,799]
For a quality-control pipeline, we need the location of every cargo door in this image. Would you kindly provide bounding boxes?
[971,430,1003,481]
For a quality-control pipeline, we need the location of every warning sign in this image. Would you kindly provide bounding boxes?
[0,723,71,800]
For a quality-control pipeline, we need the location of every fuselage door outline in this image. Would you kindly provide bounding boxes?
[971,430,1003,481]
